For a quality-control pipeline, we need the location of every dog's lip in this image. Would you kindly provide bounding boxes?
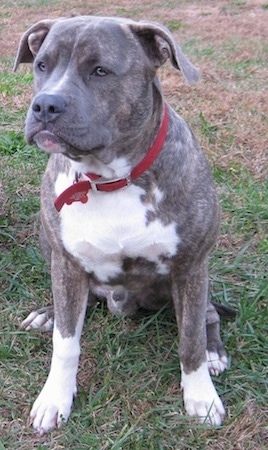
[33,130,67,154]
[32,130,105,158]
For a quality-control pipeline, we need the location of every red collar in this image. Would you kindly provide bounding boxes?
[54,104,169,212]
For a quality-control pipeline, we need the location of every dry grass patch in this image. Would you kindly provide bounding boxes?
[2,0,267,175]
[204,401,268,450]
[0,1,267,449]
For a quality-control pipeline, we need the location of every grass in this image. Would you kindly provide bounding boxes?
[0,0,268,449]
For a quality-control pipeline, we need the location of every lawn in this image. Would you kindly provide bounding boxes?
[0,0,267,449]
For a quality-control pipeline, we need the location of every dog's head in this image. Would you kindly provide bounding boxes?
[14,16,199,161]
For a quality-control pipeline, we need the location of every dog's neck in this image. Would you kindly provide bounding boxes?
[54,104,169,212]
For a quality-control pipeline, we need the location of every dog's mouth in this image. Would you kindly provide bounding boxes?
[32,130,105,161]
[33,130,67,154]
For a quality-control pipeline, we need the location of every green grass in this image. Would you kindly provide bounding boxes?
[166,20,184,31]
[1,106,267,450]
[0,0,58,7]
[0,71,32,96]
[0,1,267,448]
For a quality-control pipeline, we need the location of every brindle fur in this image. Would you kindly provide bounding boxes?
[15,16,229,428]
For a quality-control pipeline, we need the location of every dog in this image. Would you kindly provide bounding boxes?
[14,16,228,435]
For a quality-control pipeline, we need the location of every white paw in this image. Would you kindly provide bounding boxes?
[181,362,225,426]
[29,323,82,434]
[21,309,54,331]
[206,351,228,376]
[30,378,76,435]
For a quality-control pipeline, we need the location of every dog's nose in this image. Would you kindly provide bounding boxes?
[32,93,67,123]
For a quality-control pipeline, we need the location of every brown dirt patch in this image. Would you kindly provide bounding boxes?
[205,401,268,450]
[1,0,267,178]
[1,0,267,57]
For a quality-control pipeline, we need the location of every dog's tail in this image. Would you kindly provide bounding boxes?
[212,302,236,318]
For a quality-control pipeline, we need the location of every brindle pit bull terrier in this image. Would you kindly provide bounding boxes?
[14,16,228,435]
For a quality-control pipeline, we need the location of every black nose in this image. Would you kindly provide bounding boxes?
[32,93,67,123]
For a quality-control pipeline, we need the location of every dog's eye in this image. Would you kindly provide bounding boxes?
[91,67,109,77]
[37,61,46,72]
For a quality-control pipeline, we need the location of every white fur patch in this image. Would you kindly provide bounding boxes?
[152,186,164,204]
[21,310,53,331]
[206,351,228,377]
[181,361,225,426]
[55,168,180,282]
[30,307,86,435]
[71,154,126,179]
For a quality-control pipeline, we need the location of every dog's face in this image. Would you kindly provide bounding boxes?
[26,19,157,161]
[14,16,199,163]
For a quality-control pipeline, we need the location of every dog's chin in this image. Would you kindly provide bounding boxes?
[32,130,106,161]
[65,146,107,162]
[33,130,67,154]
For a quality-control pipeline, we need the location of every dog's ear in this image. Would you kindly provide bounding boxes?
[13,19,57,71]
[129,21,199,83]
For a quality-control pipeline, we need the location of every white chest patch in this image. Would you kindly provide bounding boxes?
[55,171,180,283]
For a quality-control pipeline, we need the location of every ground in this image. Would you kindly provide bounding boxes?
[0,1,267,449]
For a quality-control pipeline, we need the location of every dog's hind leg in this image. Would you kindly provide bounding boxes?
[21,306,54,331]
[21,290,99,332]
[206,302,228,376]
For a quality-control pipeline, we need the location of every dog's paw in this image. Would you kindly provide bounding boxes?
[206,350,228,376]
[30,379,76,435]
[181,362,225,426]
[21,306,54,331]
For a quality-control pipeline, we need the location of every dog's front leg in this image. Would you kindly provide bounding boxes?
[172,259,225,426]
[30,251,89,435]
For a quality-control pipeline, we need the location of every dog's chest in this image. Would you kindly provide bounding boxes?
[55,172,180,283]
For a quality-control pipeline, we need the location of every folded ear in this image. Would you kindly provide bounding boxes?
[13,19,57,71]
[129,20,199,83]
